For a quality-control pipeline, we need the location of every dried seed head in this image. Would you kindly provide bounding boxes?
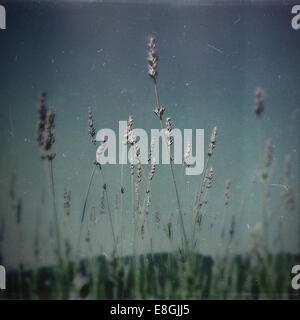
[205,167,214,189]
[210,126,217,144]
[96,136,107,159]
[147,35,158,81]
[146,192,151,208]
[128,131,137,146]
[148,158,156,181]
[136,162,142,183]
[153,105,165,119]
[165,129,173,147]
[148,137,155,163]
[63,188,71,216]
[224,179,231,206]
[208,126,217,156]
[36,93,56,160]
[36,92,47,147]
[128,115,133,131]
[254,87,264,116]
[123,115,137,147]
[165,117,173,146]
[141,224,145,240]
[155,209,161,226]
[264,139,272,167]
[166,117,172,131]
[44,108,55,150]
[41,108,56,160]
[88,107,96,144]
[100,189,105,214]
[130,162,134,176]
[184,141,191,167]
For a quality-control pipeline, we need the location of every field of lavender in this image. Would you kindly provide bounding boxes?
[0,34,299,300]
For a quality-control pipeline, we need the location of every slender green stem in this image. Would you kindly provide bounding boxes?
[234,168,257,252]
[138,175,153,253]
[257,118,263,166]
[193,187,209,250]
[255,118,275,296]
[153,80,188,251]
[131,174,135,217]
[261,179,268,250]
[153,80,161,107]
[132,158,150,256]
[191,157,209,246]
[217,203,228,254]
[141,179,151,221]
[120,144,126,255]
[134,173,152,256]
[194,157,209,212]
[47,159,61,262]
[98,166,117,252]
[81,164,97,224]
[77,163,97,255]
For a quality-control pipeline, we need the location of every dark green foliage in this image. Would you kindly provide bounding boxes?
[2,252,299,300]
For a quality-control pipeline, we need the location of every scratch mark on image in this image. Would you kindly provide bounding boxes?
[271,184,289,191]
[207,44,223,54]
[234,15,241,25]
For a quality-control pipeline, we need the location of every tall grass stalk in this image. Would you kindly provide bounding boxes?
[192,157,209,247]
[120,144,126,256]
[153,81,188,252]
[98,165,117,252]
[46,159,62,263]
[77,162,97,256]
